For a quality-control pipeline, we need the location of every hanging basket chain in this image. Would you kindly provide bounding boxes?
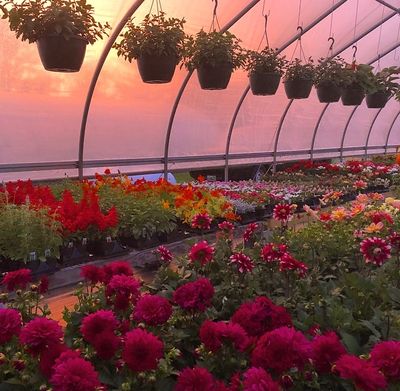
[290,0,307,62]
[256,0,270,51]
[376,5,385,71]
[352,0,360,63]
[327,0,335,56]
[148,0,163,15]
[210,0,221,32]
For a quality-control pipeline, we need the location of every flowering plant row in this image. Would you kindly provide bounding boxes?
[1,193,400,390]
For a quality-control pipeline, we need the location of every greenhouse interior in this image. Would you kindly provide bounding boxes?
[1,0,400,390]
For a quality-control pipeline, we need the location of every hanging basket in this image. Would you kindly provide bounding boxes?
[284,78,313,99]
[316,82,341,103]
[366,91,389,109]
[249,72,281,96]
[341,85,365,106]
[137,53,178,84]
[197,63,233,90]
[37,35,87,72]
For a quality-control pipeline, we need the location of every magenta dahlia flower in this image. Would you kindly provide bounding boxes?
[243,223,258,243]
[80,310,119,344]
[155,245,173,264]
[173,278,214,312]
[360,237,391,266]
[191,213,212,230]
[229,252,254,273]
[189,241,214,266]
[1,269,32,291]
[279,253,308,277]
[175,367,216,391]
[134,294,172,326]
[370,340,400,382]
[261,243,288,263]
[273,203,297,222]
[242,367,280,391]
[0,308,22,345]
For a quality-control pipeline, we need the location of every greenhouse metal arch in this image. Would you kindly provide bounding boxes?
[0,0,399,182]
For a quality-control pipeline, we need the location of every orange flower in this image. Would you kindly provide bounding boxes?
[331,207,348,221]
[364,222,384,233]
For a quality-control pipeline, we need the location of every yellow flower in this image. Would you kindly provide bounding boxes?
[331,207,348,221]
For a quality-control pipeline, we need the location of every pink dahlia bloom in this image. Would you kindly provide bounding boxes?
[311,331,346,374]
[1,269,32,291]
[191,213,212,230]
[80,310,119,344]
[360,237,391,266]
[189,241,214,266]
[20,317,63,355]
[0,308,22,345]
[370,340,400,382]
[175,367,216,391]
[231,296,292,337]
[173,278,214,312]
[242,367,280,391]
[122,328,163,372]
[251,326,311,375]
[229,252,254,273]
[335,354,387,391]
[134,294,172,326]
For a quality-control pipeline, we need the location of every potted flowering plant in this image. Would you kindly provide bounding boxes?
[365,66,400,108]
[114,13,186,84]
[0,0,110,72]
[245,48,287,96]
[183,30,246,90]
[283,58,315,99]
[340,63,374,106]
[314,57,346,103]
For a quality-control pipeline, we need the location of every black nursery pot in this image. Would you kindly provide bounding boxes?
[366,91,389,109]
[316,82,342,103]
[137,53,178,84]
[284,78,313,99]
[249,72,281,96]
[197,63,233,90]
[341,85,365,106]
[37,35,87,72]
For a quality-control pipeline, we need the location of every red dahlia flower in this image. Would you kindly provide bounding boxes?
[218,221,235,232]
[279,253,308,277]
[231,296,292,337]
[38,276,49,294]
[122,328,163,372]
[175,367,216,391]
[273,203,297,222]
[20,317,63,355]
[1,269,32,292]
[134,294,172,326]
[91,330,120,360]
[243,223,258,243]
[102,261,133,284]
[261,243,288,263]
[0,308,22,345]
[189,241,214,266]
[39,343,68,378]
[229,252,254,273]
[335,354,387,391]
[81,310,119,344]
[360,237,391,266]
[106,274,141,310]
[80,265,105,285]
[370,341,400,382]
[242,367,280,391]
[155,245,173,264]
[200,320,249,353]
[173,278,214,312]
[51,355,101,391]
[311,332,346,374]
[251,326,311,375]
[191,213,212,230]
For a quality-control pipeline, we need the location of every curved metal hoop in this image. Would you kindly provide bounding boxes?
[364,107,384,158]
[78,0,146,179]
[339,106,358,161]
[385,111,400,153]
[162,0,262,179]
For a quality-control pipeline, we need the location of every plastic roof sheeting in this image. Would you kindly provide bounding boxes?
[0,0,399,181]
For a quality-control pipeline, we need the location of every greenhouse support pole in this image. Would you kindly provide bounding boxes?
[224,0,348,180]
[364,108,384,158]
[162,0,262,180]
[78,0,146,179]
[339,107,358,161]
[310,35,400,161]
[272,100,294,173]
[385,111,400,154]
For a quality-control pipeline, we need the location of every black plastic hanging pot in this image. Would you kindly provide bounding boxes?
[316,82,341,103]
[366,91,389,108]
[249,72,281,96]
[197,62,233,90]
[37,35,87,72]
[137,53,178,83]
[284,78,313,99]
[341,85,365,106]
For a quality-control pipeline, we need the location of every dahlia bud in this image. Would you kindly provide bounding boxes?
[280,375,294,389]
[30,284,38,292]
[13,359,25,371]
[121,383,131,391]
[304,371,313,381]
[39,385,49,391]
[148,375,156,383]
[0,353,6,365]
[21,375,30,383]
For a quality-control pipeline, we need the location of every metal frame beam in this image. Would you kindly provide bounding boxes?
[364,107,384,158]
[78,0,146,180]
[162,0,262,180]
[225,6,397,180]
[385,111,400,153]
[374,0,400,13]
